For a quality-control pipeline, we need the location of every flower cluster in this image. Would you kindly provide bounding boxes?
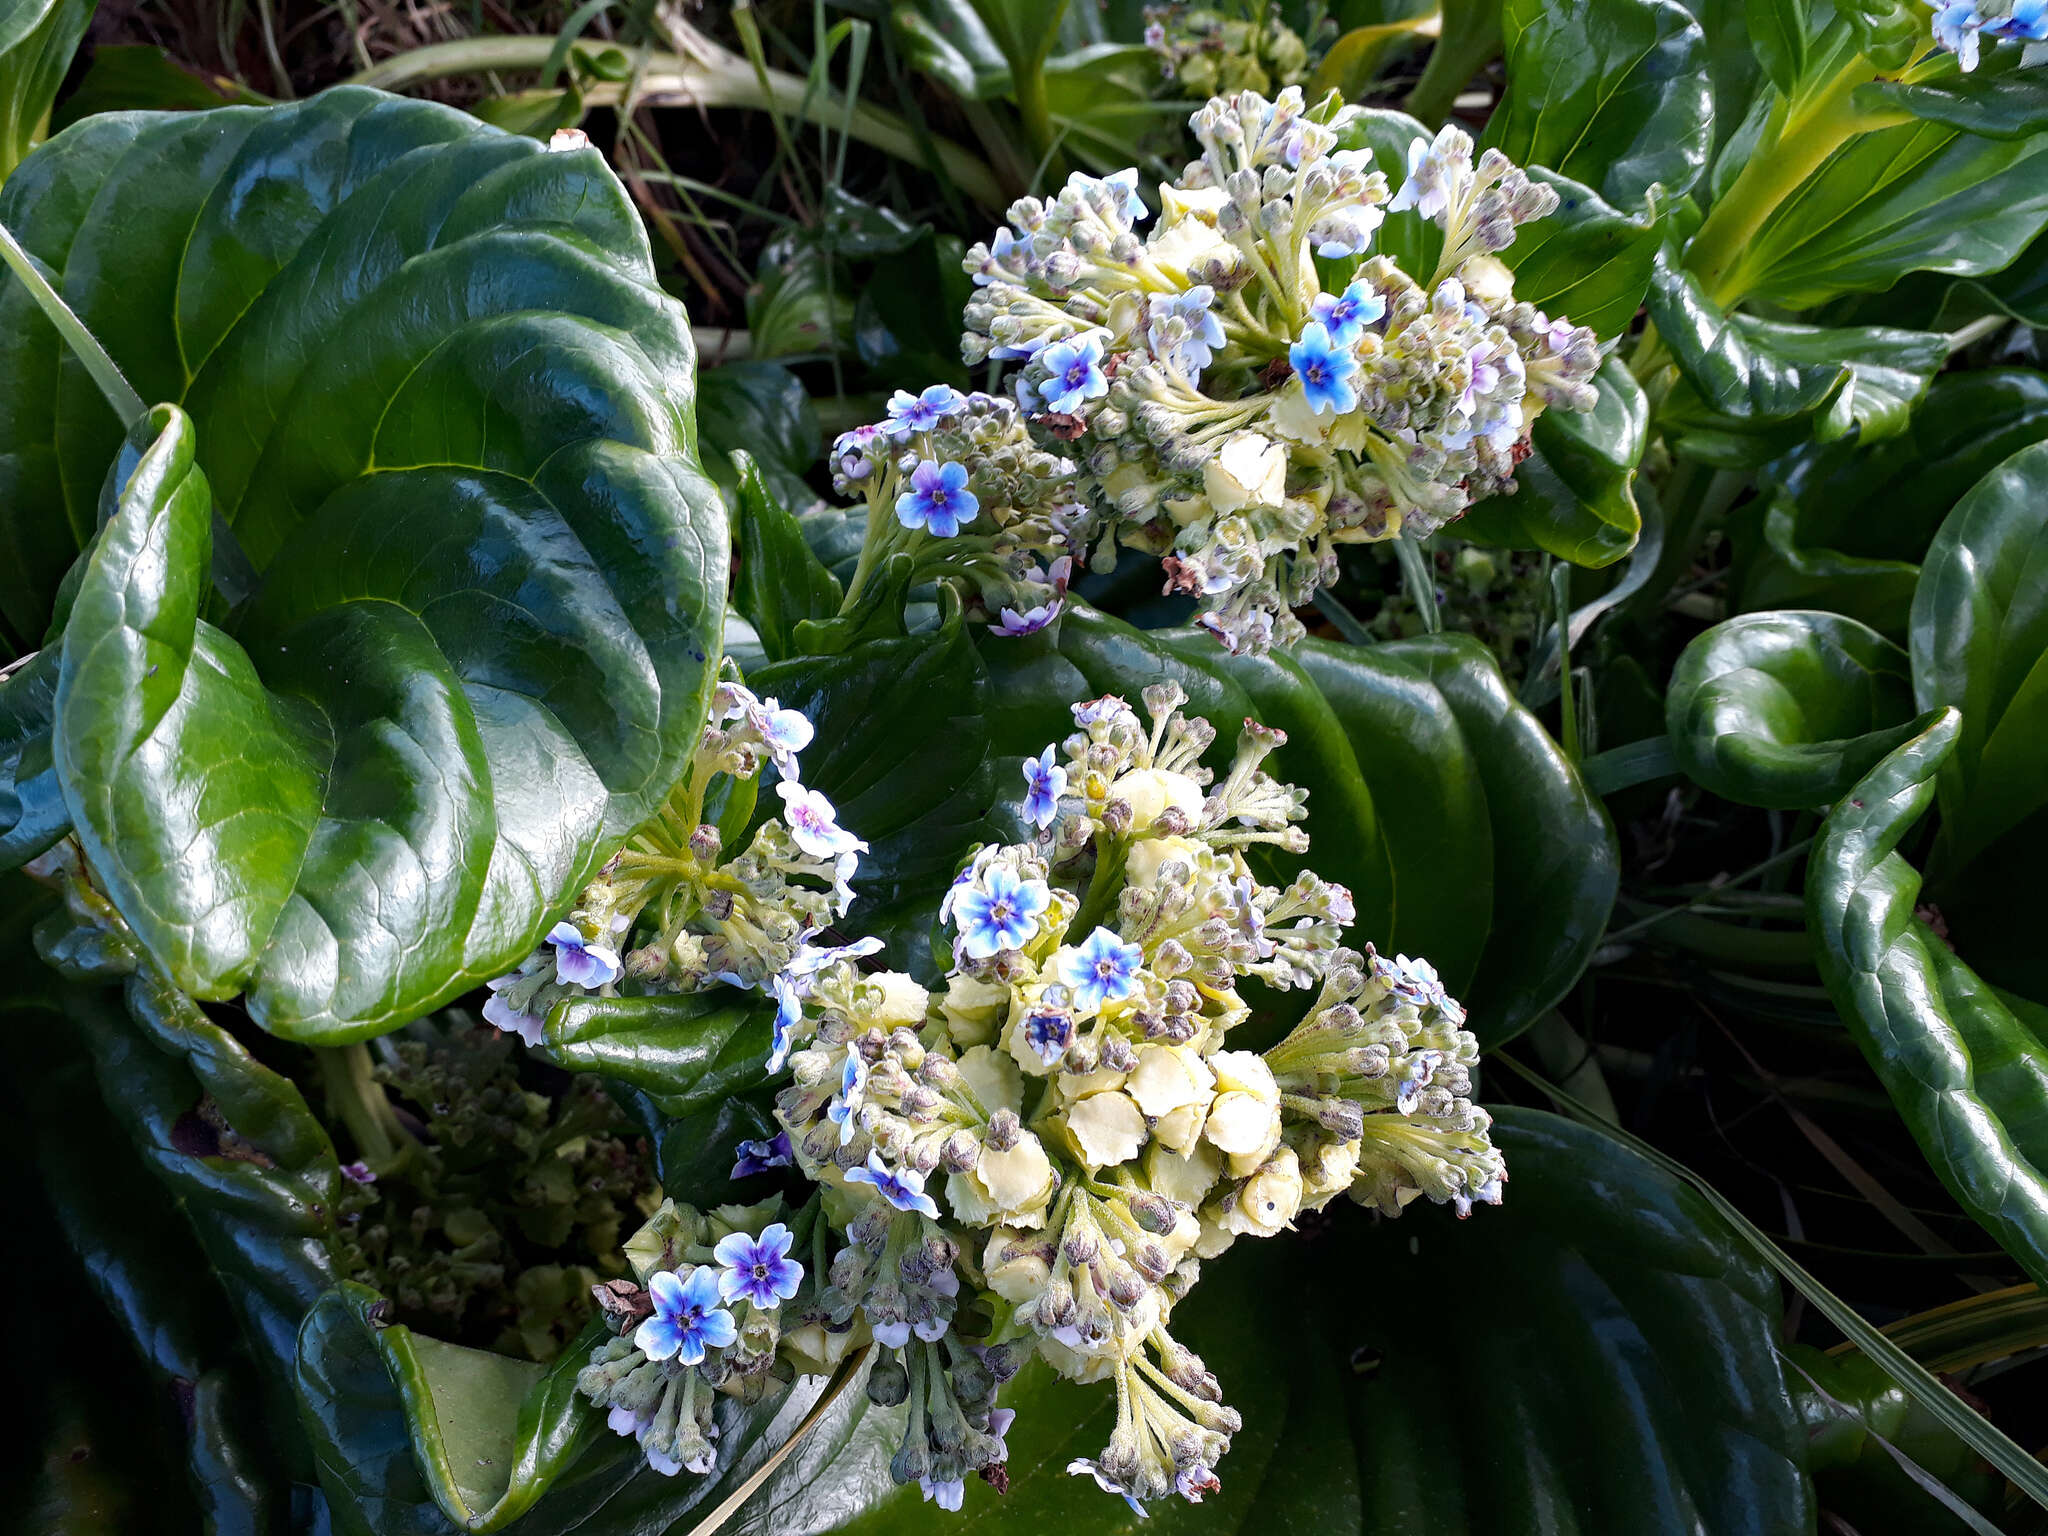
[576,1199,825,1474]
[959,88,1599,652]
[482,677,865,1051]
[1928,0,2048,68]
[752,682,1502,1513]
[1142,2,1311,97]
[828,385,1093,635]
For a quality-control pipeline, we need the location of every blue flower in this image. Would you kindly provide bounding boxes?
[1386,134,1450,220]
[1038,332,1111,415]
[1057,927,1144,1012]
[1068,1458,1148,1516]
[1020,746,1068,829]
[730,1131,793,1179]
[1313,203,1385,259]
[1022,1006,1074,1065]
[775,780,868,860]
[883,383,968,438]
[1288,321,1361,416]
[713,1221,805,1308]
[1309,281,1387,348]
[768,971,802,1072]
[954,865,1052,959]
[549,921,621,989]
[634,1267,738,1365]
[845,1150,941,1217]
[828,1044,869,1144]
[972,226,1017,286]
[482,976,545,1047]
[895,459,980,538]
[1146,286,1226,380]
[1103,167,1148,222]
[920,1478,966,1511]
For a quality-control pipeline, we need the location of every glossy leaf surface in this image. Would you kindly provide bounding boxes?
[3,91,725,1040]
[1501,170,1663,343]
[1666,611,1922,808]
[1808,712,2048,1289]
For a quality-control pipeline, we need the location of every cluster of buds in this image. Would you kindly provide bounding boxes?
[576,1197,838,1474]
[482,676,867,1049]
[754,682,1503,1514]
[1142,2,1312,97]
[957,88,1599,652]
[828,385,1095,635]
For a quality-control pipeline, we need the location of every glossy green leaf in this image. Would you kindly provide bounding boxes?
[1858,54,2048,141]
[4,91,726,1040]
[814,1109,1812,1534]
[1460,357,1646,566]
[544,989,773,1119]
[1747,0,1807,93]
[1673,0,1765,160]
[699,361,822,519]
[51,44,266,127]
[1648,260,1948,453]
[731,450,843,665]
[1501,170,1663,343]
[1910,439,2048,995]
[1484,0,1713,208]
[0,0,90,181]
[1808,710,2048,1289]
[1733,118,2048,310]
[1736,368,2048,634]
[0,643,66,867]
[1666,611,1923,808]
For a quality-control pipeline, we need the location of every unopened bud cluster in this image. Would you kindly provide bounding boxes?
[482,676,866,1049]
[957,88,1599,653]
[1142,2,1311,97]
[756,682,1503,1514]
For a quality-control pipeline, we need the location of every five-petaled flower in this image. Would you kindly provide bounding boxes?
[1309,280,1387,348]
[713,1221,805,1308]
[549,921,622,989]
[846,1150,941,1216]
[776,780,868,859]
[895,460,981,538]
[634,1267,738,1365]
[1038,332,1111,415]
[884,383,969,438]
[730,1131,794,1179]
[1289,321,1360,416]
[954,865,1052,959]
[1022,1006,1074,1064]
[1058,927,1144,1012]
[1020,746,1068,829]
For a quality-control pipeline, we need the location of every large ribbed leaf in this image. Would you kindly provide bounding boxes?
[0,90,726,1040]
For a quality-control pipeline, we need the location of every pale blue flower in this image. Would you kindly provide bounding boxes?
[634,1267,737,1365]
[768,971,802,1072]
[1068,1458,1148,1516]
[845,1150,941,1217]
[972,226,1017,286]
[1309,281,1387,348]
[775,780,868,859]
[884,383,968,438]
[1386,135,1449,220]
[828,1044,868,1144]
[1058,927,1143,1012]
[954,865,1052,959]
[1313,202,1385,259]
[920,1478,965,1511]
[548,921,621,989]
[1038,332,1110,415]
[1020,745,1067,829]
[482,977,545,1047]
[1289,321,1360,416]
[1146,285,1225,379]
[714,1222,804,1307]
[895,459,980,538]
[1103,167,1147,222]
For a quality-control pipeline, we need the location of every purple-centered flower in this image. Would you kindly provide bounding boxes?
[828,1045,869,1144]
[895,459,980,538]
[714,1221,804,1307]
[846,1150,941,1217]
[731,1131,794,1179]
[1290,321,1361,416]
[634,1267,737,1365]
[1020,745,1067,830]
[1068,1458,1148,1516]
[831,423,886,482]
[1058,927,1143,1012]
[1176,1464,1221,1502]
[920,1478,966,1511]
[954,865,1052,959]
[1022,1006,1074,1065]
[482,977,545,1047]
[992,558,1073,638]
[549,921,621,989]
[717,685,815,781]
[1310,281,1387,347]
[883,383,968,438]
[776,780,867,859]
[340,1160,376,1185]
[1038,332,1110,415]
[1458,347,1503,418]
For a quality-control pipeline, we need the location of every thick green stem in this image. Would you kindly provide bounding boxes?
[316,1042,412,1170]
[345,38,1005,208]
[0,218,144,427]
[1683,58,1899,307]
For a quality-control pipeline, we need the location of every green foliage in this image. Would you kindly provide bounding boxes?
[0,0,90,181]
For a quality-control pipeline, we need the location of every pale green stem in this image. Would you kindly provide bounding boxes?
[0,218,145,427]
[344,38,1005,208]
